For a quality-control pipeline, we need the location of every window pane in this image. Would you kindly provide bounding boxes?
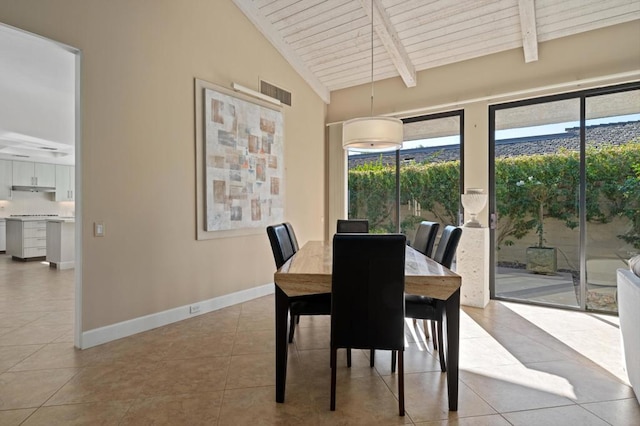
[585,89,640,313]
[400,115,461,246]
[347,146,398,233]
[346,113,462,238]
[494,98,581,308]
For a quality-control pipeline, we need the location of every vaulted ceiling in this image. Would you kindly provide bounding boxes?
[233,0,640,103]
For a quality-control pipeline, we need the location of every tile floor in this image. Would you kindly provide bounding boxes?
[0,253,638,425]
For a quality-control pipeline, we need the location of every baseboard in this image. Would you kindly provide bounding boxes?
[80,283,274,349]
[50,260,75,270]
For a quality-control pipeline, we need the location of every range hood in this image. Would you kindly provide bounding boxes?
[11,185,56,193]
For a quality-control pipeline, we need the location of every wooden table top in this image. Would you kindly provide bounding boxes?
[274,240,461,300]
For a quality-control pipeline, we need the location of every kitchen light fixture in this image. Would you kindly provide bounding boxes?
[231,82,282,106]
[342,1,403,151]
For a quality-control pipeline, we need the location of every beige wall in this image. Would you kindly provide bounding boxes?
[328,21,640,225]
[0,0,326,331]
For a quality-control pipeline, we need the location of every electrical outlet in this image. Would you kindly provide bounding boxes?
[189,304,201,314]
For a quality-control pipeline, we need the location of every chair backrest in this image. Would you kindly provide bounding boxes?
[412,221,440,257]
[283,222,299,253]
[331,233,406,351]
[336,219,369,233]
[432,225,462,269]
[267,223,295,269]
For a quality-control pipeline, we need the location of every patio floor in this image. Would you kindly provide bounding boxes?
[495,267,618,312]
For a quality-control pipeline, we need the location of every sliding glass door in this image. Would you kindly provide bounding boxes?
[492,98,581,308]
[490,82,640,313]
[584,90,640,312]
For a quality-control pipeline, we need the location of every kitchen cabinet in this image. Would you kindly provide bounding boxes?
[12,161,55,187]
[6,218,47,259]
[55,165,75,201]
[0,219,6,252]
[0,160,11,199]
[46,219,75,269]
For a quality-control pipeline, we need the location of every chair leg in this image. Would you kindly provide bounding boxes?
[296,315,300,324]
[391,350,396,373]
[422,319,430,339]
[330,347,337,411]
[370,349,375,367]
[437,319,446,372]
[398,350,405,416]
[347,348,352,368]
[431,320,438,350]
[288,314,296,343]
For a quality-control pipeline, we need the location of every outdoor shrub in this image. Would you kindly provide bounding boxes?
[348,141,640,249]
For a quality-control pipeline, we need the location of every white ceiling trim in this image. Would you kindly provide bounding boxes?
[358,0,416,87]
[518,0,539,63]
[232,0,331,103]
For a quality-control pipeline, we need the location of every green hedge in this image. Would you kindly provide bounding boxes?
[348,141,640,248]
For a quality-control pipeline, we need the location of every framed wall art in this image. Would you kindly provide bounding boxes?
[195,79,284,240]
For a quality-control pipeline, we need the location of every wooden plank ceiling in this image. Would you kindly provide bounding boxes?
[233,0,640,103]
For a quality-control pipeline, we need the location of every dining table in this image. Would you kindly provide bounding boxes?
[273,240,462,411]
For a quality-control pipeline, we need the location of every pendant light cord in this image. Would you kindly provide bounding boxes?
[370,0,374,117]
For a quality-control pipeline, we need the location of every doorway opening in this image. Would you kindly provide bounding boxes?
[0,23,82,346]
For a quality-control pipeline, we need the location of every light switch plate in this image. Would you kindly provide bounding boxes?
[94,222,105,237]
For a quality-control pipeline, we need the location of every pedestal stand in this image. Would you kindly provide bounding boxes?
[457,227,489,308]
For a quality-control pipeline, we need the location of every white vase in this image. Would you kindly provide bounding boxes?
[461,188,487,228]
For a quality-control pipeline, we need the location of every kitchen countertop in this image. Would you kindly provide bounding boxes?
[5,217,75,222]
[46,218,75,223]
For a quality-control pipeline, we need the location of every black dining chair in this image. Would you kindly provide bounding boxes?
[266,223,331,344]
[336,218,369,366]
[336,219,369,233]
[405,225,462,372]
[412,221,440,257]
[330,233,406,416]
[408,221,441,339]
[283,222,299,252]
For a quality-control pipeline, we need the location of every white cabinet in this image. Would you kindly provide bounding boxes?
[46,220,75,269]
[0,160,11,200]
[12,161,55,187]
[12,161,32,186]
[0,219,6,252]
[55,165,75,201]
[6,219,47,259]
[35,163,56,187]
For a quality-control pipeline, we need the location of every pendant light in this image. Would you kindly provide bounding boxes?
[342,0,403,151]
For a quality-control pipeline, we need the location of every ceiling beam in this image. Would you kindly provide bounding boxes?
[232,0,331,104]
[358,0,417,87]
[518,0,539,62]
